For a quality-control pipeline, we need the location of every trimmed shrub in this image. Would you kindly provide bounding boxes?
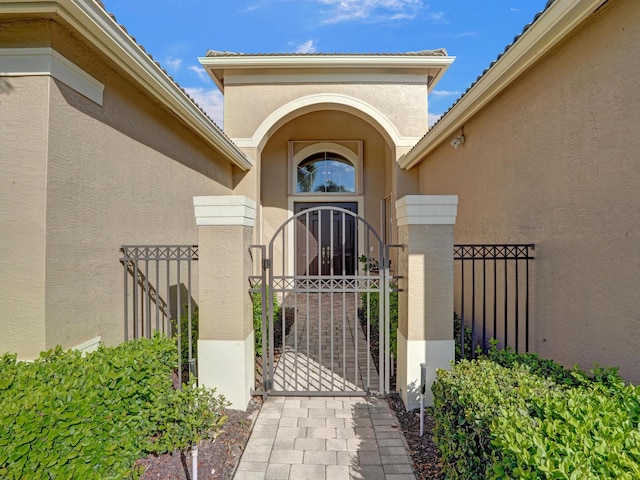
[172,304,198,370]
[433,359,556,478]
[360,290,398,357]
[492,383,640,479]
[0,334,228,479]
[252,288,281,357]
[487,345,623,388]
[453,313,473,362]
[432,357,640,479]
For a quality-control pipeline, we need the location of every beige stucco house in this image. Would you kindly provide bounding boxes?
[1,0,638,409]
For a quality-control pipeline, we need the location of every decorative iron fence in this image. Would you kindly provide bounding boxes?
[120,245,198,385]
[454,244,535,358]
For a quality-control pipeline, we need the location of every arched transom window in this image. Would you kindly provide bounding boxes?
[289,141,363,196]
[296,152,356,193]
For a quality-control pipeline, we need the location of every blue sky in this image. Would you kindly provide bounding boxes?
[101,0,548,128]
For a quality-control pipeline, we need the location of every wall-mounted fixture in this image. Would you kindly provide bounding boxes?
[450,135,465,149]
[450,126,465,149]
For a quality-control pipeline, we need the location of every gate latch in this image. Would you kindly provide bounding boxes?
[262,259,271,270]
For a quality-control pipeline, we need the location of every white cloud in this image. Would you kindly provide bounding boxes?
[317,0,423,24]
[189,65,209,82]
[240,4,260,13]
[427,11,445,22]
[295,40,317,54]
[432,89,462,97]
[453,31,478,39]
[164,56,183,72]
[428,112,442,127]
[184,87,224,127]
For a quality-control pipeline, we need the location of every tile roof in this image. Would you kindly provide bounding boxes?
[205,49,449,57]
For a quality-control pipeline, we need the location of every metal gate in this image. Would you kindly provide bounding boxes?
[251,206,394,396]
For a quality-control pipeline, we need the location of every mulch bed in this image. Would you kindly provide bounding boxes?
[388,393,445,480]
[136,397,261,480]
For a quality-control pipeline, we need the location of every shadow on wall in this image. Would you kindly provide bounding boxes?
[0,78,13,96]
[55,78,233,187]
[124,259,197,339]
[405,380,422,413]
[168,283,197,329]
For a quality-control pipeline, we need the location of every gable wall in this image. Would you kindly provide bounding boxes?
[417,0,640,381]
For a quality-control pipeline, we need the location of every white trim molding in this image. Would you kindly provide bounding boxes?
[400,0,610,170]
[0,47,104,105]
[71,336,102,355]
[193,195,257,227]
[396,195,458,226]
[197,332,255,410]
[199,53,454,94]
[397,331,454,409]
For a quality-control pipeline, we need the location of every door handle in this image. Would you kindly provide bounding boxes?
[322,246,330,265]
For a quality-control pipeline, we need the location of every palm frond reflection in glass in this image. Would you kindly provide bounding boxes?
[296,152,355,193]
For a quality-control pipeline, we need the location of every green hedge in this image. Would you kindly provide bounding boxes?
[453,313,473,362]
[252,288,281,357]
[493,382,640,479]
[0,334,228,479]
[172,304,198,369]
[488,345,584,386]
[433,357,640,479]
[360,290,398,357]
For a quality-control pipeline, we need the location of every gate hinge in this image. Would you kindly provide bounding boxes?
[263,259,271,270]
[264,379,273,391]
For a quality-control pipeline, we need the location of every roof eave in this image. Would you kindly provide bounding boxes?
[199,54,454,95]
[427,59,453,93]
[1,0,251,170]
[400,0,609,170]
[198,54,455,70]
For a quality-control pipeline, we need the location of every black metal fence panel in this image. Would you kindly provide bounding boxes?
[120,245,198,386]
[454,244,534,358]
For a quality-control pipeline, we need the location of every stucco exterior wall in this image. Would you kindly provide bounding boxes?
[0,75,50,356]
[224,83,428,141]
[417,1,640,382]
[1,20,234,357]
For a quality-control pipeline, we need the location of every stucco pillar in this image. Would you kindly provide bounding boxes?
[193,195,256,410]
[396,195,458,410]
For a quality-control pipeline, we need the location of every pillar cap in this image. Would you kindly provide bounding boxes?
[193,195,256,226]
[396,195,458,225]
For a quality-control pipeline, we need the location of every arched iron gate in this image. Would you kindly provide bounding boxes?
[251,206,394,396]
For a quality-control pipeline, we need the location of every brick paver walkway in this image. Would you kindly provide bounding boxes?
[233,396,416,479]
[237,285,414,479]
[272,292,380,393]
